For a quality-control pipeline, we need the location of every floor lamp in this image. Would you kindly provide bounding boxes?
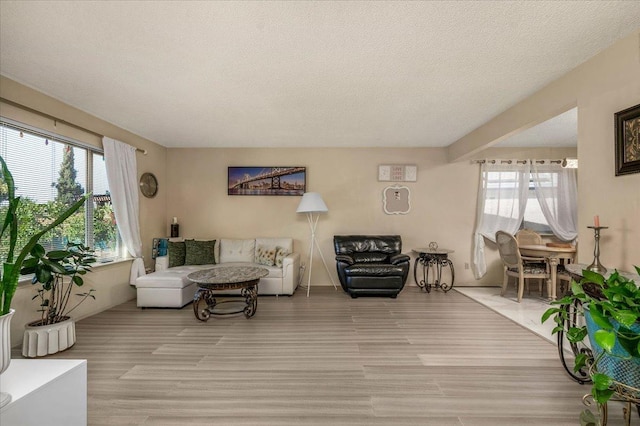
[296,192,338,297]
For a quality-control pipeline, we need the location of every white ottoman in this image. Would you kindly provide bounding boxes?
[134,264,213,308]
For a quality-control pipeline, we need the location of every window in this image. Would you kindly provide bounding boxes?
[483,170,553,234]
[522,178,553,234]
[0,119,122,262]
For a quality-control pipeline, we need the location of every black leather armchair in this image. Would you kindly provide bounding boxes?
[333,235,410,298]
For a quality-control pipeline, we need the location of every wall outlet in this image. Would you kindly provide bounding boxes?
[464,262,470,270]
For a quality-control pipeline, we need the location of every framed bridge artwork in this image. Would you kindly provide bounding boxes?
[228,167,306,196]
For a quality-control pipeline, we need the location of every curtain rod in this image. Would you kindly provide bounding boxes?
[472,159,563,164]
[0,97,147,154]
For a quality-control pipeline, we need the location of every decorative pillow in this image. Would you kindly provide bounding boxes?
[219,239,256,263]
[255,245,277,266]
[274,246,290,268]
[167,241,186,268]
[184,239,216,265]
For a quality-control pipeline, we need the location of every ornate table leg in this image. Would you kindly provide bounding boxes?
[438,258,455,292]
[548,257,559,300]
[413,257,423,289]
[414,255,429,290]
[241,284,258,318]
[193,288,217,322]
[424,256,434,293]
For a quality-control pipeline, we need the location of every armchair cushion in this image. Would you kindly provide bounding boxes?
[346,264,406,277]
[335,254,355,265]
[389,253,410,265]
[352,252,389,263]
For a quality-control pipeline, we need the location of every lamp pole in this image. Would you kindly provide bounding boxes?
[304,212,337,297]
[296,192,338,297]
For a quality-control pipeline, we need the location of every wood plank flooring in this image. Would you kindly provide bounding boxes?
[25,286,626,425]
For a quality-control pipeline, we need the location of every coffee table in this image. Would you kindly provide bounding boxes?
[187,266,269,321]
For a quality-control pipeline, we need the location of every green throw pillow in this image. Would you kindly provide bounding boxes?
[185,239,216,265]
[168,241,186,268]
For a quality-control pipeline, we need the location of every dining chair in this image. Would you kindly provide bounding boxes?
[495,230,550,302]
[515,229,543,246]
[515,228,547,294]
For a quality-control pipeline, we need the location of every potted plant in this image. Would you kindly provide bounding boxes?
[0,155,88,373]
[542,267,640,423]
[19,242,95,357]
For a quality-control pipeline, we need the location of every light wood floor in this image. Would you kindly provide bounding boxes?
[26,286,625,425]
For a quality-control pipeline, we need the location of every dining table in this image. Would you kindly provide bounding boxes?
[518,244,577,300]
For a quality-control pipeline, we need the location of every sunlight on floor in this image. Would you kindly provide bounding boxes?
[455,286,556,344]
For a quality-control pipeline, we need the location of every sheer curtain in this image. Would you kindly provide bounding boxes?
[103,137,145,284]
[531,161,578,241]
[472,161,531,279]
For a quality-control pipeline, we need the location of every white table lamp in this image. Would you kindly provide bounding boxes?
[296,192,338,297]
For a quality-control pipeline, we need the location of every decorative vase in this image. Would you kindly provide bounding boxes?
[22,316,76,358]
[0,308,15,408]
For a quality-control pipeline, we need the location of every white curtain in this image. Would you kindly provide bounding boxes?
[472,161,531,279]
[103,137,145,284]
[531,161,578,241]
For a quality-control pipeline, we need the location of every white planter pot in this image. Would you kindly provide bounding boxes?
[22,316,76,358]
[1,308,15,408]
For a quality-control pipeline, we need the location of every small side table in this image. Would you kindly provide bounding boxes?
[412,248,455,293]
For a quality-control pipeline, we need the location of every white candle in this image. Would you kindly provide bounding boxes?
[172,217,177,224]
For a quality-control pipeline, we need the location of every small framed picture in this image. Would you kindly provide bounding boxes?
[382,185,411,215]
[615,103,640,176]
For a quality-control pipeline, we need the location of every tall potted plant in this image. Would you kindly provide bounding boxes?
[542,267,640,424]
[0,155,88,397]
[20,242,95,357]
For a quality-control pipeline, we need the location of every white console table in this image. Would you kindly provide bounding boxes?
[0,359,87,426]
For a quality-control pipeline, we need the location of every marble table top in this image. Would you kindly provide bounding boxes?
[187,266,269,285]
[412,248,455,255]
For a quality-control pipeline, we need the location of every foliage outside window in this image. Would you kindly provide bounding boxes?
[0,120,121,264]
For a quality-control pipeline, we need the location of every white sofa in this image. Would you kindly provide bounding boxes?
[135,238,300,308]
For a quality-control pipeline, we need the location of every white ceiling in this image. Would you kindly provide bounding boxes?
[1,1,639,149]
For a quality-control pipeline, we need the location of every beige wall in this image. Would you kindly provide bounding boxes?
[166,146,575,290]
[449,30,640,272]
[1,76,167,345]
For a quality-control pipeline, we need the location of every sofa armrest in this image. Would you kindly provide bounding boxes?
[389,253,410,265]
[155,256,169,272]
[335,254,355,265]
[282,252,301,293]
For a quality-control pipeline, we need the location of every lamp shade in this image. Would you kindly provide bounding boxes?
[296,192,328,213]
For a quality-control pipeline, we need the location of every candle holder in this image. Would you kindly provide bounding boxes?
[586,226,608,273]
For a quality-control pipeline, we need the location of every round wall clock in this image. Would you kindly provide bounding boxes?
[139,172,158,198]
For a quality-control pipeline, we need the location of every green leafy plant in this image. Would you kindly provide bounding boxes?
[0,155,88,316]
[20,242,95,326]
[542,267,640,410]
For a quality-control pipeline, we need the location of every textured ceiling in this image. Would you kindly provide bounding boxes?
[1,1,639,149]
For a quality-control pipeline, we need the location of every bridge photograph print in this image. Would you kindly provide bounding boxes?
[228,167,306,196]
